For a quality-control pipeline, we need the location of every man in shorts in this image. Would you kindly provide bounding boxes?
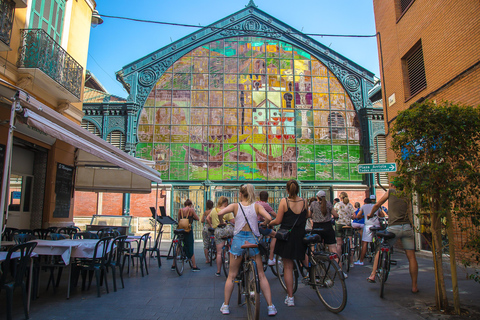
[367,181,419,293]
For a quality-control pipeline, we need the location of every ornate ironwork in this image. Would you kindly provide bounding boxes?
[0,0,14,46]
[17,29,83,99]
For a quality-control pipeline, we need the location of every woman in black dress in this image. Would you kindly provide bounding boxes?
[268,179,311,307]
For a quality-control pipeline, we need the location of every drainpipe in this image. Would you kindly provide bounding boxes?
[0,98,21,235]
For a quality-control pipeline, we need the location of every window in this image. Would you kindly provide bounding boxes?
[29,0,65,43]
[8,174,33,212]
[396,0,415,20]
[328,112,346,139]
[373,135,389,186]
[81,120,101,138]
[403,42,426,99]
[107,131,126,151]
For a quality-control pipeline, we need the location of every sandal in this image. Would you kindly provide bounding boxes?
[367,278,376,283]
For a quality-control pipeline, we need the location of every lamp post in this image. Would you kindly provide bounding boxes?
[91,10,103,28]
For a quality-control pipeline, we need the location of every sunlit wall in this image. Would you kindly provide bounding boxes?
[136,37,363,181]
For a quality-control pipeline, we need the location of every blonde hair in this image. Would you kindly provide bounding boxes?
[216,196,229,209]
[339,191,350,204]
[239,184,255,204]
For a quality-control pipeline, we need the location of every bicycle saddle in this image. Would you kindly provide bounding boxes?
[375,230,396,239]
[303,233,321,245]
[305,228,324,234]
[174,229,187,235]
[241,241,258,249]
[370,227,385,233]
[208,227,215,232]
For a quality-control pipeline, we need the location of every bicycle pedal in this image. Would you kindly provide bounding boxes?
[390,260,397,265]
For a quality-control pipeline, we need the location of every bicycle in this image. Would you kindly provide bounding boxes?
[351,227,362,262]
[339,226,353,273]
[275,229,347,313]
[234,241,261,320]
[221,236,233,278]
[172,229,192,276]
[207,227,216,267]
[370,227,397,298]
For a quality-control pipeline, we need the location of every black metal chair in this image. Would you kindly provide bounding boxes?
[2,228,18,241]
[98,228,120,239]
[58,227,78,238]
[106,235,127,291]
[33,229,50,240]
[73,232,98,239]
[123,233,150,277]
[43,233,67,293]
[46,227,58,233]
[13,229,34,235]
[0,242,37,320]
[75,237,113,297]
[146,231,163,268]
[13,234,37,244]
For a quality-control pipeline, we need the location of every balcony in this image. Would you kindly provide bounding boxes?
[17,29,83,101]
[0,0,15,51]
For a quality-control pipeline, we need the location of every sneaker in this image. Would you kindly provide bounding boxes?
[267,304,277,316]
[350,263,354,268]
[171,265,176,271]
[192,266,201,272]
[220,303,230,315]
[343,272,348,279]
[215,272,221,277]
[268,258,276,266]
[354,260,364,266]
[284,295,294,307]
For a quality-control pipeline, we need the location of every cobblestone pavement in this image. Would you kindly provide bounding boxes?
[2,241,479,320]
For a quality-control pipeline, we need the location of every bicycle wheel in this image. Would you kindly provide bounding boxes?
[345,240,351,273]
[260,249,268,272]
[174,243,184,276]
[208,241,214,267]
[312,256,347,313]
[222,246,230,278]
[276,255,298,294]
[245,260,260,320]
[379,251,389,298]
[353,232,361,261]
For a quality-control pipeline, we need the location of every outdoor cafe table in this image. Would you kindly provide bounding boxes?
[31,239,109,299]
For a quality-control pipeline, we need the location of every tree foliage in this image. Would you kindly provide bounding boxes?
[391,100,480,312]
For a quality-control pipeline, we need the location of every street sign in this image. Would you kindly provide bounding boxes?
[357,163,397,174]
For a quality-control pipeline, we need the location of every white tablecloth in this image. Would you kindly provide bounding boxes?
[0,251,38,262]
[31,239,107,264]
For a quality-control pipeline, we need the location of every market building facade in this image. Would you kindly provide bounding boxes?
[76,2,387,237]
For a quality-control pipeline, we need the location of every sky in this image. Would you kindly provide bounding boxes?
[87,0,380,98]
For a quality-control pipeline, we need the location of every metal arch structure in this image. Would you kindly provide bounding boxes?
[117,5,376,114]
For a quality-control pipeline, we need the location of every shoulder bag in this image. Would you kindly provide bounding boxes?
[177,208,192,232]
[238,203,269,257]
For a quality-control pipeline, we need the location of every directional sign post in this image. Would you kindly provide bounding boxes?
[357,163,397,174]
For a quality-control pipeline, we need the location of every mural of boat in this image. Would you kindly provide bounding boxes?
[184,137,248,168]
[250,145,298,178]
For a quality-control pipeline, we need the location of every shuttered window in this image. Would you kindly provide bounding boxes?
[400,0,414,14]
[373,135,389,186]
[29,0,65,43]
[106,131,126,151]
[404,43,426,99]
[81,120,101,138]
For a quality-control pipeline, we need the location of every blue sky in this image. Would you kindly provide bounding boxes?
[87,0,379,98]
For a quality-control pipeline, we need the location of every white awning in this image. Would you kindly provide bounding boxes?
[14,90,162,192]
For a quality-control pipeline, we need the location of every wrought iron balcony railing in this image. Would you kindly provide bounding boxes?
[17,29,83,99]
[0,0,14,47]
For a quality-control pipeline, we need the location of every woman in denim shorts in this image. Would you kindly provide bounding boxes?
[217,184,277,317]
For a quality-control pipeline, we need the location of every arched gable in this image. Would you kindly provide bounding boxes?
[117,4,375,111]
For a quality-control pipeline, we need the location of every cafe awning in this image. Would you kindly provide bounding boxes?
[15,89,162,193]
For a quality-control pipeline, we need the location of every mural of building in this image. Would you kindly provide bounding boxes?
[79,1,386,233]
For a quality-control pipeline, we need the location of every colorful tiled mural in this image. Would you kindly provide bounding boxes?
[136,37,363,181]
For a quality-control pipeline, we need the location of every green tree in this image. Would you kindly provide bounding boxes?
[391,100,480,314]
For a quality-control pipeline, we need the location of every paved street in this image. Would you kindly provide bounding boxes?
[2,241,479,320]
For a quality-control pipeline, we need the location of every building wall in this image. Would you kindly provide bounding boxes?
[373,0,480,163]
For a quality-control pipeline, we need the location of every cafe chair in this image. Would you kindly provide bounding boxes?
[46,227,58,233]
[2,228,18,241]
[43,233,67,292]
[33,229,50,240]
[73,232,98,239]
[76,237,113,297]
[98,228,120,239]
[146,231,163,268]
[49,233,67,241]
[58,227,78,238]
[13,229,34,236]
[13,234,37,245]
[106,235,127,292]
[0,242,37,320]
[123,233,150,277]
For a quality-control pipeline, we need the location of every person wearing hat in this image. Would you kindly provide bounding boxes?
[354,194,385,266]
[366,180,418,293]
[310,190,339,261]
